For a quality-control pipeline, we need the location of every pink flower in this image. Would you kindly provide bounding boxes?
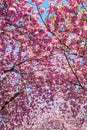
[32,0,44,5]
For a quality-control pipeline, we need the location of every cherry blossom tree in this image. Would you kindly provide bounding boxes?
[0,0,87,129]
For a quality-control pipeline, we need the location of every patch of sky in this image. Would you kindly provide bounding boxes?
[38,0,68,22]
[16,86,19,91]
[8,25,15,31]
[80,57,83,65]
[25,83,33,92]
[0,114,5,122]
[32,65,37,70]
[26,87,32,93]
[62,0,69,5]
[0,2,3,7]
[75,84,81,90]
[54,95,59,109]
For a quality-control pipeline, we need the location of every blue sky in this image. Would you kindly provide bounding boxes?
[28,0,68,21]
[38,0,68,20]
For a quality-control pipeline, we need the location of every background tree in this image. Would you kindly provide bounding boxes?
[0,0,87,129]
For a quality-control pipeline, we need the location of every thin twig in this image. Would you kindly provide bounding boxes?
[81,3,87,12]
[64,52,84,89]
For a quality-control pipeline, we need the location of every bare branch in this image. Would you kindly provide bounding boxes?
[0,91,20,110]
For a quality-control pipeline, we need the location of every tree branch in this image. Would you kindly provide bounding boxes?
[64,52,84,89]
[0,91,20,110]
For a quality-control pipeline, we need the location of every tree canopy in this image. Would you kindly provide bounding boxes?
[0,0,87,129]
